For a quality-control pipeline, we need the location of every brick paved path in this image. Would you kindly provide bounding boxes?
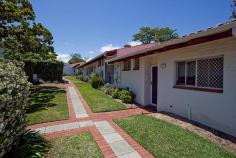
[29,82,155,158]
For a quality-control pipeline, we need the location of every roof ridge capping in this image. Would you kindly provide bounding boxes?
[107,20,236,63]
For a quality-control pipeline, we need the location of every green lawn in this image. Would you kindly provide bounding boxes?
[66,76,126,112]
[47,132,103,158]
[115,115,236,158]
[26,86,68,125]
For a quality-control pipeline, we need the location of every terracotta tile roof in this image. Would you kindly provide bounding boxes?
[115,43,157,57]
[66,62,85,68]
[107,20,236,63]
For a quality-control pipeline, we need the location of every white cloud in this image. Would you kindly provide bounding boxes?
[88,50,95,54]
[127,41,142,46]
[57,53,70,63]
[100,44,120,52]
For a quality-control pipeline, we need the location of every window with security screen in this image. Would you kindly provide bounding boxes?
[133,58,140,70]
[123,60,131,71]
[176,56,223,89]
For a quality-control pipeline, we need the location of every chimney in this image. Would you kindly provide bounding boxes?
[124,44,131,48]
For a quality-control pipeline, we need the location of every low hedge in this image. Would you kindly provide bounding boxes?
[0,60,30,157]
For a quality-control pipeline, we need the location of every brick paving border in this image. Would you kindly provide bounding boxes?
[65,84,76,119]
[90,126,117,158]
[29,82,156,158]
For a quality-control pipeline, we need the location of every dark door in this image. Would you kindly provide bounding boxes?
[152,66,158,105]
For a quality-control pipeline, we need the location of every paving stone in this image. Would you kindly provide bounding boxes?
[76,113,88,118]
[45,124,64,133]
[63,122,80,130]
[118,151,142,158]
[68,87,88,118]
[34,127,46,134]
[103,133,124,144]
[109,140,134,156]
[79,120,94,127]
[96,126,116,135]
[94,121,112,128]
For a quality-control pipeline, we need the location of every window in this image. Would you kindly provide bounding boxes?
[98,59,104,67]
[98,60,101,67]
[123,60,131,71]
[176,56,223,89]
[197,57,223,88]
[88,66,94,74]
[133,58,140,70]
[186,61,196,85]
[100,70,103,78]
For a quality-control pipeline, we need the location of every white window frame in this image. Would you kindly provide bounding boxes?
[123,59,131,71]
[133,58,140,70]
[175,55,224,90]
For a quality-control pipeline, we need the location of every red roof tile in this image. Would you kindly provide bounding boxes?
[115,43,156,57]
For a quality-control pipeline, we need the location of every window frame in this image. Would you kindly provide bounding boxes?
[174,56,224,93]
[133,58,140,70]
[122,59,131,71]
[98,60,101,67]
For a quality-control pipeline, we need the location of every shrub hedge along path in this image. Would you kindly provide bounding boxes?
[28,79,236,158]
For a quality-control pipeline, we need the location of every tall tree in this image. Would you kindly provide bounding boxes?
[231,0,236,19]
[68,53,85,64]
[133,27,178,44]
[0,0,57,61]
[133,27,156,44]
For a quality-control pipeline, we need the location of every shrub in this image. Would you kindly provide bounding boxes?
[0,60,30,157]
[121,94,132,103]
[4,129,50,158]
[104,83,112,95]
[111,88,121,99]
[83,76,90,82]
[90,74,104,89]
[78,75,84,81]
[119,89,136,103]
[90,73,96,78]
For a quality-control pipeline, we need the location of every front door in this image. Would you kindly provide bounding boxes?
[151,66,158,105]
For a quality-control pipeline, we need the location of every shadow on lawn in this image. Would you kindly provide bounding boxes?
[26,86,66,113]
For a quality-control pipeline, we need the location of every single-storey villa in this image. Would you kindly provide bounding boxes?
[78,50,117,83]
[63,62,84,75]
[106,20,236,137]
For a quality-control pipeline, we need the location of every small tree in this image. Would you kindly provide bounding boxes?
[68,53,85,64]
[133,27,178,44]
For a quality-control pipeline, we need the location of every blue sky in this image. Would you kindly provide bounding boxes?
[30,0,232,62]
